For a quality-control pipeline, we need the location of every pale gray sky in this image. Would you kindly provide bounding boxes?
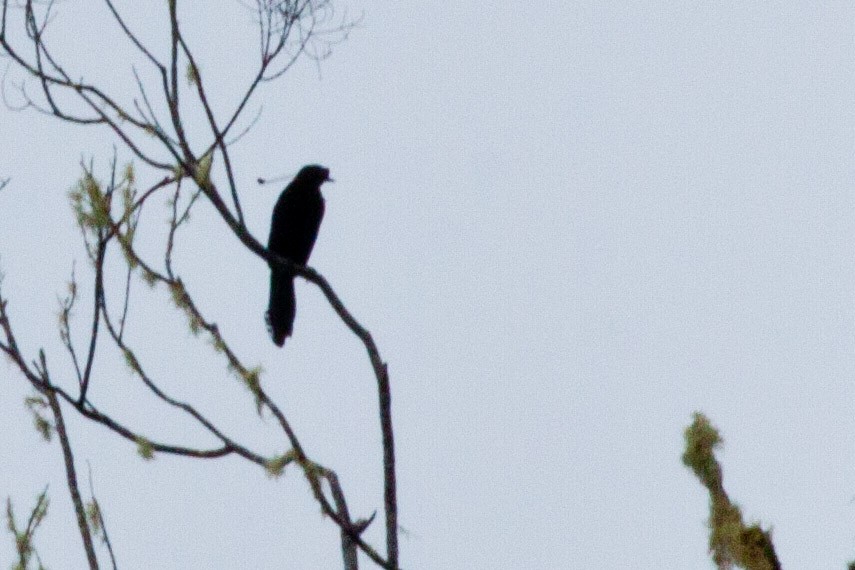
[1,1,854,568]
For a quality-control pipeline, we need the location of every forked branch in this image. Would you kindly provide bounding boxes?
[0,1,393,567]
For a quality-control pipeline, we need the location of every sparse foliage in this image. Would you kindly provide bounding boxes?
[0,2,397,569]
[683,413,781,570]
[6,488,49,570]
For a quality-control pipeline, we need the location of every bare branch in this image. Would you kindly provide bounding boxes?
[78,236,105,402]
[172,167,401,566]
[131,66,180,149]
[326,468,367,570]
[177,33,244,225]
[107,172,398,566]
[117,263,132,342]
[44,387,99,569]
[1,2,397,567]
[0,1,179,168]
[102,0,165,71]
[163,0,192,167]
[58,262,85,385]
[0,278,244,462]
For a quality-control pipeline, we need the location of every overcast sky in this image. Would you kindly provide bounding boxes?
[1,1,854,568]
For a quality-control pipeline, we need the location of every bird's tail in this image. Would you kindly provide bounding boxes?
[266,270,295,347]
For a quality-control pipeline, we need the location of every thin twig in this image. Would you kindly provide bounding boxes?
[188,174,400,567]
[177,33,245,225]
[87,464,118,570]
[102,0,164,70]
[1,2,396,566]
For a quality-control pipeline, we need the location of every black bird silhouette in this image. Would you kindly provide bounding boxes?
[265,165,332,346]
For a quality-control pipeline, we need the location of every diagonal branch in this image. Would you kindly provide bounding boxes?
[2,2,395,567]
[43,387,99,569]
[87,464,118,570]
[102,0,165,71]
[178,32,244,225]
[209,186,399,565]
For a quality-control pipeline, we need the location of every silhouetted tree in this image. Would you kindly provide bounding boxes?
[0,2,398,569]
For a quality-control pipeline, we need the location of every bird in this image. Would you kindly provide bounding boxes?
[265,164,332,346]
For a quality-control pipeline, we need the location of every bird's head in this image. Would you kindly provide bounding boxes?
[297,164,333,185]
